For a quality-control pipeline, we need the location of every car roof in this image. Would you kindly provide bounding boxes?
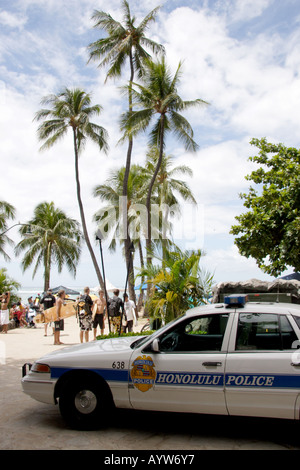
[185,301,300,318]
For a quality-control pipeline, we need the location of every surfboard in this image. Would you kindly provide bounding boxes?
[35,300,77,323]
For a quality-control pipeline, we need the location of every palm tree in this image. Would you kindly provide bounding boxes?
[0,201,16,261]
[138,245,214,324]
[93,164,146,251]
[145,147,197,258]
[121,57,209,266]
[15,202,82,292]
[88,1,164,297]
[93,164,147,300]
[34,88,109,289]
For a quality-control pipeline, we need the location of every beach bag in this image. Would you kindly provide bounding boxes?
[77,295,92,318]
[108,298,121,318]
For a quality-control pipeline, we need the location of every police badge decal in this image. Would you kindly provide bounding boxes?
[130,355,156,392]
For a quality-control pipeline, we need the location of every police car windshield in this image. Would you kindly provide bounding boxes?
[130,314,185,350]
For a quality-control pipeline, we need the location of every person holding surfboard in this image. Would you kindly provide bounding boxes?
[54,289,65,345]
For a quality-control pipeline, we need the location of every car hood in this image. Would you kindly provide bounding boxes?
[36,336,143,364]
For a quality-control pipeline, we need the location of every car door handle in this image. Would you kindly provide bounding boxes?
[291,362,300,367]
[202,362,222,367]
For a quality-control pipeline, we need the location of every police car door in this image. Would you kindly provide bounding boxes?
[129,311,232,415]
[225,308,300,420]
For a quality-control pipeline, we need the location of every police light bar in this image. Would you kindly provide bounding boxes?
[224,294,248,307]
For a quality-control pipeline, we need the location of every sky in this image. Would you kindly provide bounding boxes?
[1,0,300,291]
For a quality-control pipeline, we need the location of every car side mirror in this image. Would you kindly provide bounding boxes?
[151,338,160,353]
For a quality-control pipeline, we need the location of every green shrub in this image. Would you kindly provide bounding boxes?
[96,330,154,341]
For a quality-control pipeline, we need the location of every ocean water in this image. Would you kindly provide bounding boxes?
[17,286,85,304]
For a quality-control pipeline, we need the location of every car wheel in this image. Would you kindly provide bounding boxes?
[59,375,112,430]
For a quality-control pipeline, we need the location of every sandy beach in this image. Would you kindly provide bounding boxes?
[0,314,147,363]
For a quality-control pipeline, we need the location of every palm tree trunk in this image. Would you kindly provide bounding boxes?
[44,241,51,292]
[122,49,136,302]
[73,128,105,290]
[146,114,165,265]
[137,239,145,315]
[146,114,165,298]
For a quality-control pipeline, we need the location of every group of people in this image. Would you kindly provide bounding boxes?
[0,291,40,333]
[0,286,138,344]
[77,287,138,342]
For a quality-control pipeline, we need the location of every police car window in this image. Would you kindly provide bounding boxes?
[131,315,185,350]
[159,314,229,352]
[236,313,298,351]
[292,315,300,330]
[280,315,298,349]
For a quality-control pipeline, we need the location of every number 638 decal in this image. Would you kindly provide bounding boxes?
[112,361,125,369]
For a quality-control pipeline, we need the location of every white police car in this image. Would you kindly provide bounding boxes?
[22,295,300,429]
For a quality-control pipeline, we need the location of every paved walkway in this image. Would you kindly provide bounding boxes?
[0,317,299,450]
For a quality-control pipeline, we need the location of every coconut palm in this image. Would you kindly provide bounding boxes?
[93,164,145,250]
[121,57,209,265]
[15,202,82,292]
[88,1,164,295]
[0,201,16,261]
[145,147,197,258]
[93,164,146,299]
[94,155,197,307]
[88,1,163,82]
[146,147,196,207]
[34,88,109,289]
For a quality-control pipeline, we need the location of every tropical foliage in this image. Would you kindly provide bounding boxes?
[121,57,209,265]
[15,202,82,292]
[0,201,16,261]
[0,268,20,306]
[34,87,109,289]
[144,147,197,258]
[88,1,164,300]
[93,164,145,252]
[93,151,197,266]
[88,1,164,81]
[138,246,214,324]
[2,2,211,316]
[231,138,300,276]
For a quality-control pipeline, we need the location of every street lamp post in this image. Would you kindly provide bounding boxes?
[95,229,111,333]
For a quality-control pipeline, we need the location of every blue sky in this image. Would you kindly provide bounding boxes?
[1,0,300,290]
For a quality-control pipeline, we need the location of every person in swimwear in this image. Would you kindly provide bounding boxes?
[92,290,107,339]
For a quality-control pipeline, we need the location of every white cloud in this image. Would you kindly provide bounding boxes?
[201,244,274,284]
[0,10,27,28]
[158,4,300,149]
[221,0,273,23]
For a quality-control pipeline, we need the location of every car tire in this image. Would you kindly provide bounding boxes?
[59,375,112,430]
